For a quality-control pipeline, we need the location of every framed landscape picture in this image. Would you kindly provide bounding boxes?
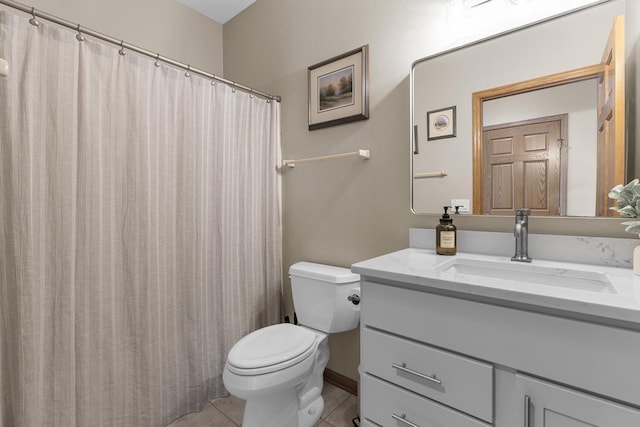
[308,45,369,130]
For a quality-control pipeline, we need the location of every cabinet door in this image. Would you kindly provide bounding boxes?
[516,373,640,426]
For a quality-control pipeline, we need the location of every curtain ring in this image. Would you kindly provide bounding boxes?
[211,75,216,86]
[119,41,126,56]
[231,82,236,93]
[185,65,191,78]
[249,89,254,99]
[154,53,161,68]
[29,7,40,27]
[75,24,85,42]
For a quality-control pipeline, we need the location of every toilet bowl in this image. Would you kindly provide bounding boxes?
[223,262,361,427]
[223,324,329,427]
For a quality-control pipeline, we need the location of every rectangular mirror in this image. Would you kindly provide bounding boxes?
[411,0,634,217]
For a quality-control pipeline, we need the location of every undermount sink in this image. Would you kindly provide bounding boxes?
[436,258,617,294]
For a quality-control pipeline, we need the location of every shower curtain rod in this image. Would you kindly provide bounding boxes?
[0,0,281,102]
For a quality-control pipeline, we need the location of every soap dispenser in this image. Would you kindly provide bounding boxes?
[436,206,457,255]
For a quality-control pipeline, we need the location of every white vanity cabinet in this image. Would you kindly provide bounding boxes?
[358,277,640,427]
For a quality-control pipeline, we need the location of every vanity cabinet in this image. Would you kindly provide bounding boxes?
[359,278,640,427]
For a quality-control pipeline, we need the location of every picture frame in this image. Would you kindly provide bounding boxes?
[308,45,369,130]
[427,106,456,140]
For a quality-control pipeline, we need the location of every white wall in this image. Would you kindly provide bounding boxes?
[0,0,223,75]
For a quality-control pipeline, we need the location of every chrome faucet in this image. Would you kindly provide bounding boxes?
[511,209,532,262]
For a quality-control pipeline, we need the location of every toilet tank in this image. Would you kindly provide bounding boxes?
[289,262,361,333]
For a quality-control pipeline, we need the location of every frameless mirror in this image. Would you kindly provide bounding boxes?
[411,0,631,217]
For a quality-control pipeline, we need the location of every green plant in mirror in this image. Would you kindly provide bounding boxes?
[609,179,640,234]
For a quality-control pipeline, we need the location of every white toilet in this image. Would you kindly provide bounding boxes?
[223,262,361,427]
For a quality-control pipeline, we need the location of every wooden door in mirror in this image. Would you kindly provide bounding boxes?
[596,15,625,217]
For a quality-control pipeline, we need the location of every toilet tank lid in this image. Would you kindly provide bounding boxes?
[289,262,360,284]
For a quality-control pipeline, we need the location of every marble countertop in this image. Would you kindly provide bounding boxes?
[352,248,640,327]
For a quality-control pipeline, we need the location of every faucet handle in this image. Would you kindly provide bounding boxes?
[515,208,531,216]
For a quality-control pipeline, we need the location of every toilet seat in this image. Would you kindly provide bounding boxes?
[227,324,318,375]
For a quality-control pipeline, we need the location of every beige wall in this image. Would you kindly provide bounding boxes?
[224,0,637,381]
[2,0,636,387]
[1,0,223,75]
[2,0,635,385]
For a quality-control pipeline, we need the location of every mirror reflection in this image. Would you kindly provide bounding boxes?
[411,0,629,217]
[481,81,596,216]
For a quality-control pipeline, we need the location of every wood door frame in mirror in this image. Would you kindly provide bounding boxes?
[472,64,605,215]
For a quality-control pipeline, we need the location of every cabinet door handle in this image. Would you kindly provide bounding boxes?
[392,412,420,427]
[392,362,442,385]
[524,395,531,427]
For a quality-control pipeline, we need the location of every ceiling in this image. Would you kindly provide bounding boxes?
[176,0,257,24]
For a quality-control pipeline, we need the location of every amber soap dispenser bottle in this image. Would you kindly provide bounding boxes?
[436,206,457,255]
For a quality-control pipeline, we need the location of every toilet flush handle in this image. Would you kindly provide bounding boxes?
[348,294,360,305]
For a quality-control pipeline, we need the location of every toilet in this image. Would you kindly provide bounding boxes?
[223,262,361,427]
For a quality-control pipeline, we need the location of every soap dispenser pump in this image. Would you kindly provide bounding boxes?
[436,206,457,255]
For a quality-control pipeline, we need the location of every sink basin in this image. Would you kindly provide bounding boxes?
[436,258,616,294]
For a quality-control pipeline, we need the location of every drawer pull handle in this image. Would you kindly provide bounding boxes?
[392,413,420,427]
[524,395,531,427]
[392,362,442,385]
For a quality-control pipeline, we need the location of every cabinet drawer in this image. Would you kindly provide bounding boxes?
[362,374,491,427]
[362,328,493,422]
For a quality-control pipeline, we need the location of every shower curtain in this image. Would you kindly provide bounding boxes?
[0,10,281,427]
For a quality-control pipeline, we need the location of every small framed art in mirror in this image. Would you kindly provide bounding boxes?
[427,106,457,140]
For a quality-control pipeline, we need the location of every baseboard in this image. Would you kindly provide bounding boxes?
[323,368,358,396]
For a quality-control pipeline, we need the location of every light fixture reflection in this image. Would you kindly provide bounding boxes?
[463,0,492,8]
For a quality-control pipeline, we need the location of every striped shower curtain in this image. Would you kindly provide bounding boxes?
[0,10,281,427]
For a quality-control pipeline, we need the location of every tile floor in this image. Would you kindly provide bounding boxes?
[167,381,358,427]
